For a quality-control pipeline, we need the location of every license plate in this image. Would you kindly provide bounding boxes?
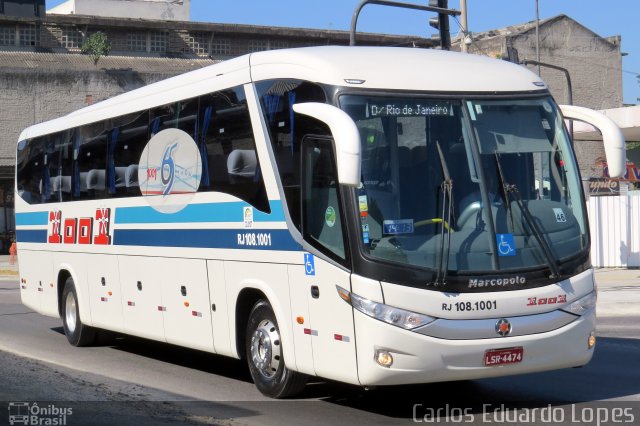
[484,347,524,366]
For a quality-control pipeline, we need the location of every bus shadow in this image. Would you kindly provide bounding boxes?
[50,326,253,384]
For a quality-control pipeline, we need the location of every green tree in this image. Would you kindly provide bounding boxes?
[81,32,111,65]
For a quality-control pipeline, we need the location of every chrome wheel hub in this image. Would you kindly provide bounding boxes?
[65,292,77,334]
[250,319,281,379]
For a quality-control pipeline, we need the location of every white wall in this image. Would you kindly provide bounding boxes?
[49,0,190,21]
[588,192,640,268]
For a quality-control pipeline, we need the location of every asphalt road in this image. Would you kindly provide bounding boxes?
[1,271,639,426]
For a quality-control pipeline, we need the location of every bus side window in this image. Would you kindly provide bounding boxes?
[110,110,149,197]
[150,97,198,138]
[301,137,347,262]
[57,130,74,202]
[199,86,270,213]
[43,132,65,203]
[77,121,110,200]
[16,138,45,204]
[256,79,328,230]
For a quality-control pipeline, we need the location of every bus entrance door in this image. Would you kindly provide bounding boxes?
[305,256,358,385]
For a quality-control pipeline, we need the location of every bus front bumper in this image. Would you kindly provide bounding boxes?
[354,309,596,386]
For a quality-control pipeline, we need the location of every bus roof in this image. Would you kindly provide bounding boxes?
[250,46,546,93]
[18,46,547,141]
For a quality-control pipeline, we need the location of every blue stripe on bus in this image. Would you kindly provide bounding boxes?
[16,230,48,243]
[113,228,301,251]
[15,212,49,226]
[115,201,286,224]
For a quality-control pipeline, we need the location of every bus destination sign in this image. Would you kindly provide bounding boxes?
[368,103,452,117]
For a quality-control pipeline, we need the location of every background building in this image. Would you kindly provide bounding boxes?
[49,0,191,21]
[0,0,45,18]
[455,14,627,182]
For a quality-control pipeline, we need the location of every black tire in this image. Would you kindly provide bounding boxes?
[246,300,307,398]
[61,277,96,347]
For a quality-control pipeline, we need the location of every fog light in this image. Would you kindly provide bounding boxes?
[588,331,596,349]
[375,350,393,367]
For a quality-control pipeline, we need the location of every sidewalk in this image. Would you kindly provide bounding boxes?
[594,267,640,317]
[0,255,18,280]
[594,267,640,287]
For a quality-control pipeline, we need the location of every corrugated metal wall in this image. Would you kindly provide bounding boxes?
[588,193,640,267]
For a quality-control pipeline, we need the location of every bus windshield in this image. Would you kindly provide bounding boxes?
[340,95,588,275]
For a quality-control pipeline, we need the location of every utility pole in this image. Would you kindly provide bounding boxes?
[535,0,541,75]
[460,0,468,52]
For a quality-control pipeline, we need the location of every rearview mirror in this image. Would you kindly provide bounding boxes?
[560,105,626,178]
[292,103,361,186]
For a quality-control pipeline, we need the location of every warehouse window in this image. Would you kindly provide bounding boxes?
[0,26,14,46]
[211,38,231,56]
[18,25,37,47]
[127,32,146,52]
[187,33,209,56]
[269,40,289,50]
[248,40,268,52]
[149,32,167,53]
[60,27,82,49]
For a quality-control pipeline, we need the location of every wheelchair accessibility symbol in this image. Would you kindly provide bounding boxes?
[496,234,516,257]
[304,254,316,276]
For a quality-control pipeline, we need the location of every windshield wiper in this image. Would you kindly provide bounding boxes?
[432,142,454,287]
[494,153,560,279]
[493,153,516,230]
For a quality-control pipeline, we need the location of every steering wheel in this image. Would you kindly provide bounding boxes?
[414,218,453,231]
[456,201,482,229]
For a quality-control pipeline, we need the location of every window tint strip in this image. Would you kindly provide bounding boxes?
[114,201,285,224]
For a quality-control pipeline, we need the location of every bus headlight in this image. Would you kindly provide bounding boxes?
[337,286,435,330]
[561,291,597,316]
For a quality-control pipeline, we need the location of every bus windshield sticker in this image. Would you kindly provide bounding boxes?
[367,103,451,118]
[496,233,516,257]
[244,207,254,228]
[138,128,202,214]
[553,208,567,223]
[362,223,370,244]
[325,206,336,228]
[383,219,414,235]
[358,195,368,213]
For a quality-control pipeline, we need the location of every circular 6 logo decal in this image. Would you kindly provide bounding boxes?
[138,128,202,213]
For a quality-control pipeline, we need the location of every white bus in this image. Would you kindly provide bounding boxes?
[15,46,625,398]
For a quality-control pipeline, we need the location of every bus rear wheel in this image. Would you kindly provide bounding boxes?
[246,300,306,398]
[61,277,96,347]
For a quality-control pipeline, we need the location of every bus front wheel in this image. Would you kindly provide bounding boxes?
[61,277,96,347]
[245,300,306,398]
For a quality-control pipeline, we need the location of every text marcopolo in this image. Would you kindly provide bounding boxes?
[468,276,526,289]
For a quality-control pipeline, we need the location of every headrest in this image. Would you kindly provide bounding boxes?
[227,149,257,177]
